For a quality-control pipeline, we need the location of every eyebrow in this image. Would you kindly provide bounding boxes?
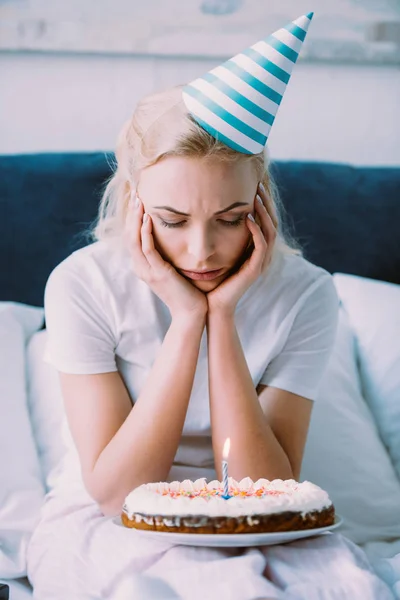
[153,202,249,216]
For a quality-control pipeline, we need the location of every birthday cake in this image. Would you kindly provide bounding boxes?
[121,477,335,534]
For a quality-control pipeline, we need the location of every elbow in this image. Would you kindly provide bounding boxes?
[99,499,123,518]
[87,483,124,517]
[83,468,136,518]
[83,469,122,517]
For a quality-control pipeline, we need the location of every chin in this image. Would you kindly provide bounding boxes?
[192,279,219,289]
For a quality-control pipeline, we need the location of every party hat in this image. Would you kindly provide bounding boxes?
[182,12,314,154]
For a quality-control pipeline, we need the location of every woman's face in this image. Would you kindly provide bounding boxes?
[136,156,258,291]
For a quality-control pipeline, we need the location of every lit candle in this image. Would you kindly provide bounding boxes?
[222,437,231,499]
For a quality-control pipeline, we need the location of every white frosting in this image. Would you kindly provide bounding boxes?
[123,477,332,519]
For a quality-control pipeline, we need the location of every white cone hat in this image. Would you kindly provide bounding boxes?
[182,12,314,154]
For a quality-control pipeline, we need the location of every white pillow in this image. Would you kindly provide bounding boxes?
[26,330,69,493]
[300,305,400,545]
[0,303,46,579]
[333,273,400,479]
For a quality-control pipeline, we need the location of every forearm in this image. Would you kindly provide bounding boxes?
[207,311,293,482]
[90,314,206,516]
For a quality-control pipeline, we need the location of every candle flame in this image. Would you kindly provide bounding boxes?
[222,437,230,459]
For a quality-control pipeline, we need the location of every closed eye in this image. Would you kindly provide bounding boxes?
[159,216,245,229]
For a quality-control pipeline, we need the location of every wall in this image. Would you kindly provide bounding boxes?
[1,51,399,165]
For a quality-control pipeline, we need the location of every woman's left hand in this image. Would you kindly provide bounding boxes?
[206,183,277,316]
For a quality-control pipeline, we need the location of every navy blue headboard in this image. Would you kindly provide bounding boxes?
[2,153,399,307]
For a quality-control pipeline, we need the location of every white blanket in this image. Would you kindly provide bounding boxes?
[360,540,400,600]
[26,497,395,600]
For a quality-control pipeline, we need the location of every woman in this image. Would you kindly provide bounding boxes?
[26,13,394,600]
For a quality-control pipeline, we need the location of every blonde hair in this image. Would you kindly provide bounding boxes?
[84,84,303,258]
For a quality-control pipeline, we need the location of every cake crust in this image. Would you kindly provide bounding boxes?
[121,505,335,534]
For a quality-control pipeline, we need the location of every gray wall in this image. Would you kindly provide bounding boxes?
[1,52,399,165]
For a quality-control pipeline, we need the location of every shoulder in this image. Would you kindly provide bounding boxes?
[45,237,133,298]
[43,239,133,341]
[276,253,339,330]
[256,249,339,320]
[277,251,335,294]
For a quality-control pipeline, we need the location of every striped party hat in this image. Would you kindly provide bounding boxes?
[182,12,314,154]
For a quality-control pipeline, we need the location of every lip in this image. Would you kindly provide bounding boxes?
[181,268,224,281]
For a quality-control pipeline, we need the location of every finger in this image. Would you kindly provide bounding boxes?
[124,193,140,245]
[127,192,143,231]
[254,197,277,273]
[255,194,277,243]
[247,210,266,243]
[246,214,267,272]
[257,182,268,198]
[258,182,279,223]
[126,195,152,270]
[140,213,168,271]
[254,186,269,224]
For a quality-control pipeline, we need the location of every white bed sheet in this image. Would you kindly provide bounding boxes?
[2,539,400,599]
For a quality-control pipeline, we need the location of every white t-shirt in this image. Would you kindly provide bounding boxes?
[42,237,339,507]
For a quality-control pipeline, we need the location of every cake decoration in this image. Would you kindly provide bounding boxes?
[221,437,231,499]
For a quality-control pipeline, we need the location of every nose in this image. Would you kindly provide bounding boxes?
[187,227,216,261]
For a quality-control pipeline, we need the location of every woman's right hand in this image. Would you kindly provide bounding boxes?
[124,195,208,321]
